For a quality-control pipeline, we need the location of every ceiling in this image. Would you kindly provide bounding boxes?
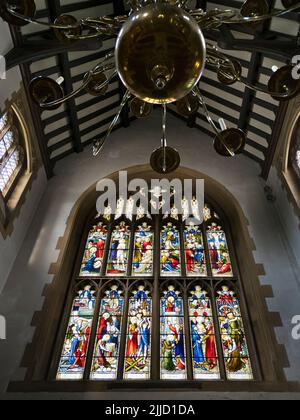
[5,0,300,179]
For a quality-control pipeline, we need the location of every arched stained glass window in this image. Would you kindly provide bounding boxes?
[107,221,131,276]
[189,286,219,379]
[91,284,124,380]
[80,222,108,276]
[161,285,186,379]
[216,285,253,380]
[132,222,154,276]
[184,224,206,276]
[57,283,96,380]
[207,223,232,277]
[289,118,300,179]
[125,284,152,379]
[55,201,255,382]
[161,223,181,276]
[0,109,25,197]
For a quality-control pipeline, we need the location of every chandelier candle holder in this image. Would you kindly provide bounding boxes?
[1,0,300,173]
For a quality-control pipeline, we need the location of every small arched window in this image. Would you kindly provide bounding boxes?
[54,200,256,382]
[0,108,25,198]
[289,118,300,180]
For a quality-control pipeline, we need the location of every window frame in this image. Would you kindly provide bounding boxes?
[0,107,26,201]
[48,202,260,384]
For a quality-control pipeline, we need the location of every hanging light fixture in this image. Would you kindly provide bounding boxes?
[1,0,300,174]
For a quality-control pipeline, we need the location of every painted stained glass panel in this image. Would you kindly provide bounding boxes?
[184,224,207,276]
[57,285,96,380]
[160,286,186,379]
[80,222,108,276]
[107,222,131,276]
[132,222,154,276]
[91,285,124,380]
[217,285,253,380]
[207,223,233,277]
[161,223,181,276]
[189,286,220,379]
[124,286,152,379]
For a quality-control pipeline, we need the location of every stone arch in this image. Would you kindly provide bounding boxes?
[13,165,290,392]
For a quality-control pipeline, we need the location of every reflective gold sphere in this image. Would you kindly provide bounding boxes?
[115,4,206,104]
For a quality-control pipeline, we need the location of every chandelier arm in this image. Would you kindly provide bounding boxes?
[192,87,235,157]
[6,6,81,29]
[93,90,132,157]
[6,6,123,36]
[161,104,167,173]
[65,27,117,40]
[39,57,116,109]
[206,47,292,99]
[211,3,300,25]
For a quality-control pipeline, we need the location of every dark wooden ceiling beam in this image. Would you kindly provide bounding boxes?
[47,0,83,154]
[8,25,54,178]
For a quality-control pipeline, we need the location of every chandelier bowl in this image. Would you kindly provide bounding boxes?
[150,146,181,174]
[115,4,206,104]
[0,0,35,26]
[214,128,246,157]
[268,65,300,101]
[29,76,64,110]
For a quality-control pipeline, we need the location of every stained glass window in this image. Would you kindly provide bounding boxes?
[217,285,253,380]
[289,120,300,179]
[161,223,181,276]
[107,222,131,276]
[57,284,96,380]
[189,286,220,379]
[57,201,257,382]
[0,111,25,196]
[80,222,108,276]
[160,285,186,379]
[184,224,206,276]
[90,284,124,380]
[132,222,154,276]
[124,285,152,379]
[207,223,233,277]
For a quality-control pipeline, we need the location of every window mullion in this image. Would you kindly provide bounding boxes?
[152,214,161,380]
[183,279,193,380]
[211,280,227,381]
[117,279,130,380]
[202,219,213,278]
[0,144,18,171]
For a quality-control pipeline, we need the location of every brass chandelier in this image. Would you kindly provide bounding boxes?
[1,0,300,173]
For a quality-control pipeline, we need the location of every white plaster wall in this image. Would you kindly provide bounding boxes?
[0,112,299,399]
[0,20,48,294]
[268,167,300,269]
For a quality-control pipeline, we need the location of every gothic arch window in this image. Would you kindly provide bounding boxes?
[0,107,26,199]
[288,116,300,181]
[54,200,256,382]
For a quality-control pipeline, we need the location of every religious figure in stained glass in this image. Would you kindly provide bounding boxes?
[132,223,154,276]
[107,222,131,276]
[217,285,253,380]
[161,223,181,276]
[124,286,152,379]
[184,224,206,276]
[189,286,220,379]
[80,222,108,276]
[207,223,232,276]
[91,285,123,379]
[160,285,186,379]
[57,285,96,380]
